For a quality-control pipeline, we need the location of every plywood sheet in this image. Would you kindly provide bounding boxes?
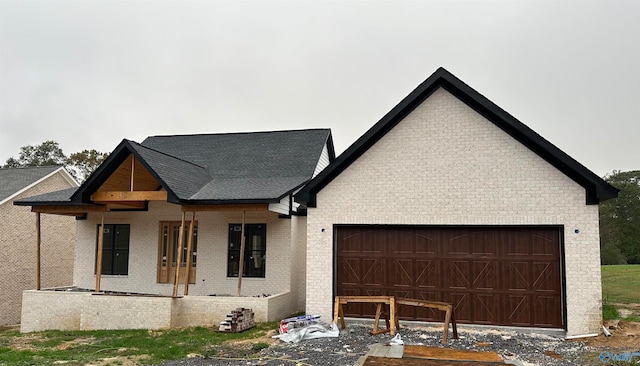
[403,345,504,362]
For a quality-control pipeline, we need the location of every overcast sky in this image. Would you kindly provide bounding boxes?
[1,0,638,177]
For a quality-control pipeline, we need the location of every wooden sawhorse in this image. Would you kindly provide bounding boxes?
[394,297,458,344]
[334,296,396,335]
[333,295,458,343]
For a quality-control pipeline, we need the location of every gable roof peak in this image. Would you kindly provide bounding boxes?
[0,165,76,205]
[295,67,618,207]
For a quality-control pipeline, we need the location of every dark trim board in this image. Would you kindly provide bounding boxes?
[559,225,568,331]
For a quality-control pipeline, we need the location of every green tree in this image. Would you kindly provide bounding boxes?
[67,149,109,182]
[3,141,108,183]
[600,170,640,264]
[3,140,67,167]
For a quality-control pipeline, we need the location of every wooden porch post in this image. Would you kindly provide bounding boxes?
[237,211,246,297]
[35,212,41,290]
[95,213,105,292]
[183,211,196,295]
[172,211,186,297]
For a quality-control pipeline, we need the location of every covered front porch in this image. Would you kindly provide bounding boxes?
[20,199,302,333]
[16,151,308,332]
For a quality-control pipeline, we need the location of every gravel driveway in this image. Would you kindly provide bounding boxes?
[159,322,597,366]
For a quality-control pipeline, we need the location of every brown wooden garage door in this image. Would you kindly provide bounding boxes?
[336,226,564,328]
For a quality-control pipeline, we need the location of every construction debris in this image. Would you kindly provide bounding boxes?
[279,314,321,334]
[218,308,255,332]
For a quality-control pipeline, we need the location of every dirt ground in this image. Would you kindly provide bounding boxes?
[583,320,640,350]
[570,303,640,366]
[3,306,640,366]
[585,303,640,349]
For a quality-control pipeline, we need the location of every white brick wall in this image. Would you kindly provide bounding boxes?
[74,202,295,298]
[305,88,602,336]
[290,215,307,310]
[0,171,76,325]
[21,290,298,332]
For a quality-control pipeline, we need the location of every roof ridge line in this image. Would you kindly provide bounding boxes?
[144,128,331,139]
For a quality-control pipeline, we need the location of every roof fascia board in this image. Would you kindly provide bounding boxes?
[176,198,278,205]
[1,167,75,206]
[58,167,80,188]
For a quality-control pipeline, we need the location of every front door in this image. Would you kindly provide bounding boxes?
[157,221,197,283]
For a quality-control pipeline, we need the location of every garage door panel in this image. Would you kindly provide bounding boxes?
[390,259,413,287]
[470,231,498,256]
[340,232,364,253]
[362,259,385,286]
[447,232,471,255]
[341,229,385,254]
[503,232,531,256]
[532,240,556,257]
[504,294,532,326]
[415,260,440,288]
[449,293,471,323]
[414,232,438,255]
[473,293,499,324]
[337,258,361,286]
[336,226,563,328]
[532,262,560,292]
[389,229,412,254]
[534,296,562,327]
[472,261,497,290]
[448,261,470,289]
[504,262,529,291]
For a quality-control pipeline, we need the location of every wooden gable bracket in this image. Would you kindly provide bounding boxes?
[32,205,108,217]
[91,191,168,203]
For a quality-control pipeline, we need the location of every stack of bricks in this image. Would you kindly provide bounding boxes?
[218,308,255,332]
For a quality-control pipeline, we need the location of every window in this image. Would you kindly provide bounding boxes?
[157,221,197,283]
[96,224,130,275]
[227,224,266,278]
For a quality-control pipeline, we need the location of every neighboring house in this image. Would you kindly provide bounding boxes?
[295,67,618,337]
[15,129,334,332]
[0,166,78,325]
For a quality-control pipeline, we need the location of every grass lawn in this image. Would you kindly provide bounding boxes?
[601,264,640,304]
[0,321,278,366]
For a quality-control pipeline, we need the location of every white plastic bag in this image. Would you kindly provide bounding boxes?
[273,322,340,343]
[389,333,404,345]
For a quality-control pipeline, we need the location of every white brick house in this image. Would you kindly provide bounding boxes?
[15,130,333,332]
[295,68,617,337]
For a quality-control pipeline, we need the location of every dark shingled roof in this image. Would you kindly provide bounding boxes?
[18,129,334,206]
[14,187,79,204]
[128,141,213,200]
[140,129,333,202]
[296,67,618,207]
[0,166,67,203]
